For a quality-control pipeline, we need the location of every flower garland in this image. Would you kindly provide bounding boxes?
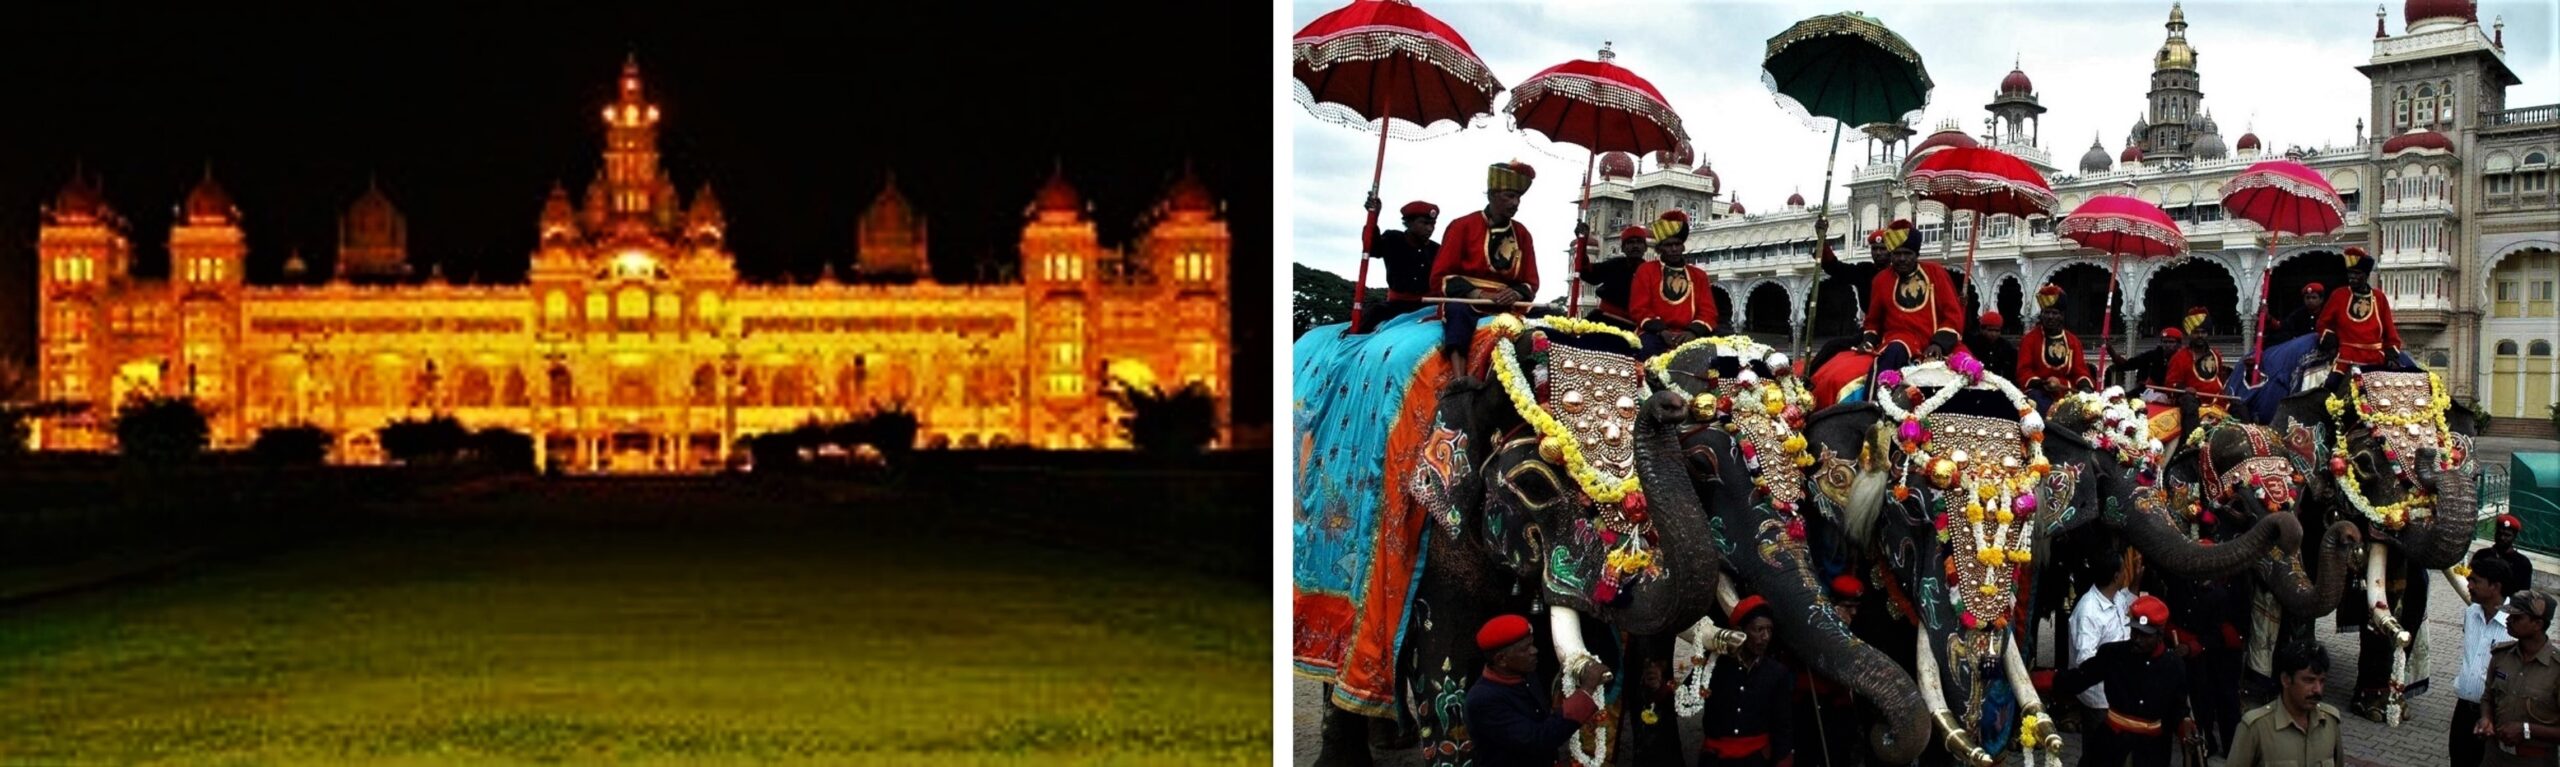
[1877,356,2052,631]
[2320,370,2458,530]
[1488,317,1646,505]
[1564,670,1613,767]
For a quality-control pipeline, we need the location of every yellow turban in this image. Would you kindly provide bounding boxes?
[2182,307,2209,334]
[2036,284,2064,310]
[1488,160,1536,193]
[1649,217,1686,242]
[1877,219,1915,252]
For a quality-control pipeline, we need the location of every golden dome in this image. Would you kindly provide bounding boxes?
[2155,3,2196,71]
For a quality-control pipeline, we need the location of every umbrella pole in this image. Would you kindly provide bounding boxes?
[1570,151,1596,318]
[1350,109,1391,333]
[2248,232,2277,382]
[1798,122,1843,360]
[2098,252,2121,381]
[1963,210,1984,316]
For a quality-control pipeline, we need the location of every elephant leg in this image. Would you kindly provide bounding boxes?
[1314,697,1380,767]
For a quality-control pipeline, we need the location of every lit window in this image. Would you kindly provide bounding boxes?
[586,293,607,321]
[698,292,722,323]
[546,291,569,320]
[618,287,649,320]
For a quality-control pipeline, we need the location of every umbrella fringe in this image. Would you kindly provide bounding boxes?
[1509,71,1687,152]
[1293,29,1505,100]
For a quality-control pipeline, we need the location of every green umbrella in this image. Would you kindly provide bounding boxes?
[1762,12,1933,128]
[1761,11,1932,359]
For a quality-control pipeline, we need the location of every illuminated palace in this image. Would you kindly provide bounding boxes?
[30,58,1233,469]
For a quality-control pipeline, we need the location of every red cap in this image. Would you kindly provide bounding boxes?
[2303,282,2326,294]
[2501,514,2524,531]
[1831,574,1865,598]
[1731,595,1771,624]
[1621,225,1650,241]
[1978,311,2003,329]
[1399,201,1440,218]
[2161,327,2184,340]
[1477,614,1533,651]
[2128,594,2169,633]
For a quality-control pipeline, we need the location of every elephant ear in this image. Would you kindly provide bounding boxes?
[1413,381,1497,542]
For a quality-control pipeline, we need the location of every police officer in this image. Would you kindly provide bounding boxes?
[2480,590,2560,767]
[2227,643,2345,767]
[2052,594,2197,767]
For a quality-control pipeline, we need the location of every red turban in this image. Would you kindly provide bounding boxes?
[1399,201,1440,218]
[2161,327,2183,340]
[1477,614,1533,651]
[1621,225,1651,241]
[1731,595,1771,624]
[1978,312,2003,329]
[1831,574,1865,598]
[2302,282,2326,295]
[2501,514,2524,531]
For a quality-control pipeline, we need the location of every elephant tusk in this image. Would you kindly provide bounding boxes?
[1716,577,1742,615]
[2364,547,2410,647]
[1549,605,1610,689]
[2004,634,2066,754]
[1914,631,1995,766]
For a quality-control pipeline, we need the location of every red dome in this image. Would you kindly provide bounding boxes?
[49,172,107,221]
[184,168,236,224]
[1999,68,2033,96]
[1164,165,1214,213]
[2120,144,2144,162]
[1652,142,1695,170]
[1728,196,1745,215]
[1034,162,1081,215]
[1694,161,1719,188]
[2235,132,2261,151]
[1599,151,1637,179]
[1786,191,1806,207]
[1909,128,1980,161]
[2404,0,2477,26]
[2382,129,2453,154]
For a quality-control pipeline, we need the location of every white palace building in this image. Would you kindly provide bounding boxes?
[1574,1,2558,436]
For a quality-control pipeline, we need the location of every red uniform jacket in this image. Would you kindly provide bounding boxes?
[2017,327,2092,389]
[1630,261,1717,332]
[1865,262,1966,354]
[1429,211,1537,301]
[2316,285,2401,368]
[2165,346,2226,398]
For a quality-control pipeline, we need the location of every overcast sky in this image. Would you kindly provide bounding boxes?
[1283,0,2560,302]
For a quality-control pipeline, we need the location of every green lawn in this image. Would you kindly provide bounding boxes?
[0,480,1269,765]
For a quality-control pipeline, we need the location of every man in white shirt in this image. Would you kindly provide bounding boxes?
[2459,557,2516,767]
[2070,547,2141,767]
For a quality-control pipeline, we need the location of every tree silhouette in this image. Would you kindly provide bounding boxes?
[252,425,334,466]
[114,395,211,466]
[1108,381,1219,456]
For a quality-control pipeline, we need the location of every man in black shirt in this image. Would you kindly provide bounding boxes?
[2479,514,2537,597]
[1700,596,1794,767]
[1583,225,1651,331]
[1465,614,1603,767]
[1970,311,2019,388]
[1358,193,1440,332]
[2269,282,2325,347]
[2112,328,2184,398]
[2053,595,2196,767]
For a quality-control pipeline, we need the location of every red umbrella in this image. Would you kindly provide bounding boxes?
[2056,195,2185,379]
[1293,0,1505,331]
[1903,145,2056,288]
[2219,160,2345,368]
[1505,43,1688,316]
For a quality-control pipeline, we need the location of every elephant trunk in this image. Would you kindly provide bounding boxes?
[2402,450,2478,569]
[2119,485,2303,580]
[2256,521,2362,617]
[1781,605,1931,764]
[1612,390,1722,636]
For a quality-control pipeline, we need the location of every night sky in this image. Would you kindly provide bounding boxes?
[0,3,1271,424]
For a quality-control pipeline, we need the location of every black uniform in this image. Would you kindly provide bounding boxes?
[1360,227,1438,332]
[2115,345,2177,397]
[1699,654,1795,767]
[2271,303,2320,347]
[2163,573,2247,757]
[1464,671,1584,767]
[2477,545,2535,597]
[2053,640,2192,767]
[1582,255,1646,332]
[1970,332,2019,390]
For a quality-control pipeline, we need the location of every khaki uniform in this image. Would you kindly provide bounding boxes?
[2224,700,2342,767]
[2485,641,2560,767]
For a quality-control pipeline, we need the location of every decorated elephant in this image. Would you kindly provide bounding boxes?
[2146,417,2364,684]
[2267,367,2478,724]
[1293,311,1721,766]
[1796,358,2302,766]
[1648,337,1932,766]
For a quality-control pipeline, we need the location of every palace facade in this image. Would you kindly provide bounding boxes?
[1578,1,2558,435]
[31,57,1233,469]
